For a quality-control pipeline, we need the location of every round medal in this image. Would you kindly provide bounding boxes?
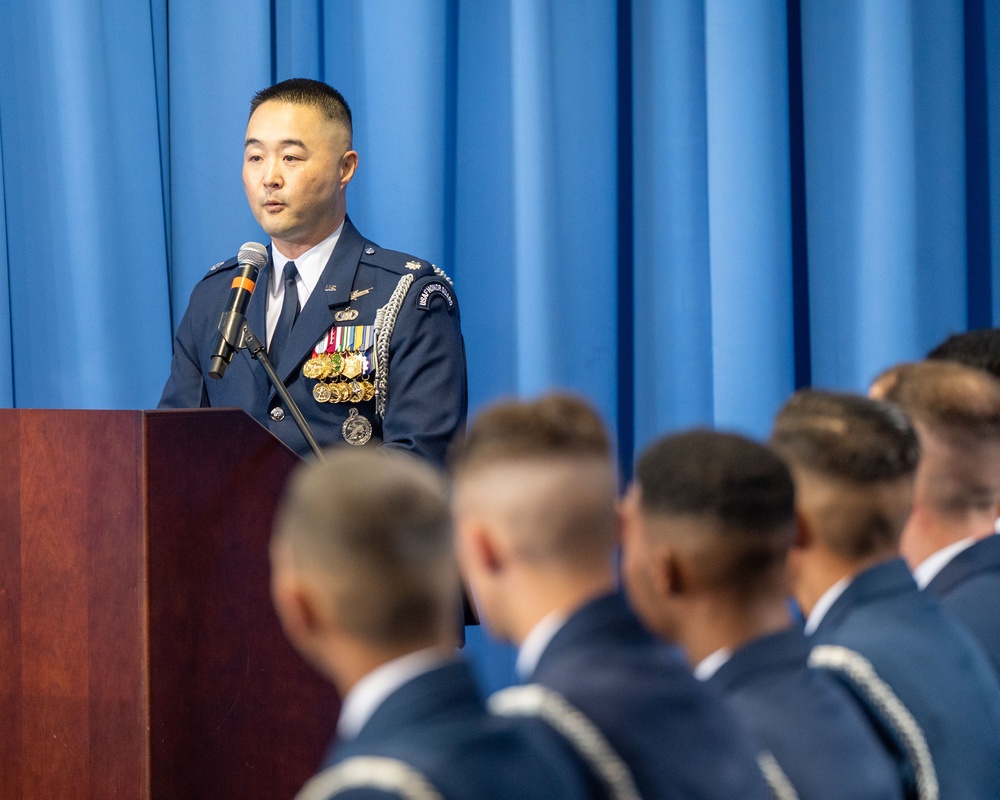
[302,358,323,379]
[313,383,332,403]
[342,408,373,446]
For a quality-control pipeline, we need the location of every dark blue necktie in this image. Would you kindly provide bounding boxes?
[270,260,299,366]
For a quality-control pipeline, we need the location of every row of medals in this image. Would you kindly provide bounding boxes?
[303,350,376,404]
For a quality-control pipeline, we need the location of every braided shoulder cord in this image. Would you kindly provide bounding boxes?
[431,265,454,286]
[294,756,444,800]
[373,273,414,418]
[809,645,938,800]
[756,752,800,800]
[489,684,641,800]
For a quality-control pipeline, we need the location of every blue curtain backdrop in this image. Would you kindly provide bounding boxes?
[2,0,1000,689]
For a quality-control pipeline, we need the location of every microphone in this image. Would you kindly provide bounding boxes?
[208,242,269,379]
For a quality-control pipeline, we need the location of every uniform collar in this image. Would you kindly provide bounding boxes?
[693,647,733,681]
[337,647,453,741]
[804,575,852,635]
[269,219,345,303]
[913,537,979,589]
[516,610,569,680]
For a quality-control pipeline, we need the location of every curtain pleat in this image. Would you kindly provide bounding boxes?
[1,0,998,687]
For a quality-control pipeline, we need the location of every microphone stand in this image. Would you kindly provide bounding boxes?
[238,322,325,462]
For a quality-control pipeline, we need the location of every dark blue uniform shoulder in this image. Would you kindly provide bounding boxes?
[200,256,241,281]
[359,245,434,277]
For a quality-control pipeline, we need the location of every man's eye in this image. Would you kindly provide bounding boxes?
[247,154,263,163]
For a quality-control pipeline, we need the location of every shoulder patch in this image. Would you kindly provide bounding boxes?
[415,281,455,311]
[202,256,240,280]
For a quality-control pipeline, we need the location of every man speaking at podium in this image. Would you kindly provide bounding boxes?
[159,79,467,465]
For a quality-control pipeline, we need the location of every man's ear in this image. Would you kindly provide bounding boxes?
[617,484,641,546]
[340,149,359,186]
[458,521,505,575]
[650,545,686,599]
[792,509,813,550]
[272,573,324,653]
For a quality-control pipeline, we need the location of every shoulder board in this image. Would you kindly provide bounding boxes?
[201,256,240,280]
[360,245,432,277]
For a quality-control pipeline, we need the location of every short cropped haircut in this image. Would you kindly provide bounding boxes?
[637,430,794,530]
[772,390,919,559]
[450,393,612,469]
[772,390,919,483]
[636,430,795,593]
[450,393,617,564]
[874,360,1000,442]
[274,448,455,646]
[927,328,1000,380]
[250,78,353,135]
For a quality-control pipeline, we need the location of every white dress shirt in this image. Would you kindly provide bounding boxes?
[693,647,733,681]
[804,576,852,635]
[516,610,570,680]
[336,647,452,741]
[266,221,344,347]
[912,537,979,589]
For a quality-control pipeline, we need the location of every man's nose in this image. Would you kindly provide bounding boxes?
[264,158,283,187]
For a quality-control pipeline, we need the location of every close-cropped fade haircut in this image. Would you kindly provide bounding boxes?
[636,430,795,594]
[450,393,617,565]
[772,390,919,483]
[772,390,919,560]
[273,448,455,647]
[450,392,612,469]
[927,328,1000,381]
[873,360,1000,442]
[250,77,353,136]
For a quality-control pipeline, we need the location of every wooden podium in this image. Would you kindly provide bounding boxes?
[0,408,340,800]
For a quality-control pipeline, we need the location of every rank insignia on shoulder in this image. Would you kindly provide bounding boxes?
[210,262,224,272]
[405,260,422,271]
[416,281,455,310]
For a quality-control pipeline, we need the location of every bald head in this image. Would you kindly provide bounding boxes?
[451,394,618,567]
[273,448,457,648]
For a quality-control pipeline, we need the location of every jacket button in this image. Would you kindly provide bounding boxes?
[270,407,285,421]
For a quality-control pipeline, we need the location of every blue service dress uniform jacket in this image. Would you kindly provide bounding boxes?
[158,217,467,465]
[707,627,904,800]
[809,558,1000,800]
[526,593,773,800]
[298,660,591,800]
[924,534,1000,680]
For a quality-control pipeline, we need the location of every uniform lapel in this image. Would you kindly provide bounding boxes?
[273,219,364,384]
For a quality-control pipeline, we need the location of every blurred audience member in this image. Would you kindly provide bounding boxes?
[773,390,1000,800]
[871,360,1000,676]
[451,394,774,800]
[271,448,590,800]
[622,429,904,800]
[927,327,1000,380]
